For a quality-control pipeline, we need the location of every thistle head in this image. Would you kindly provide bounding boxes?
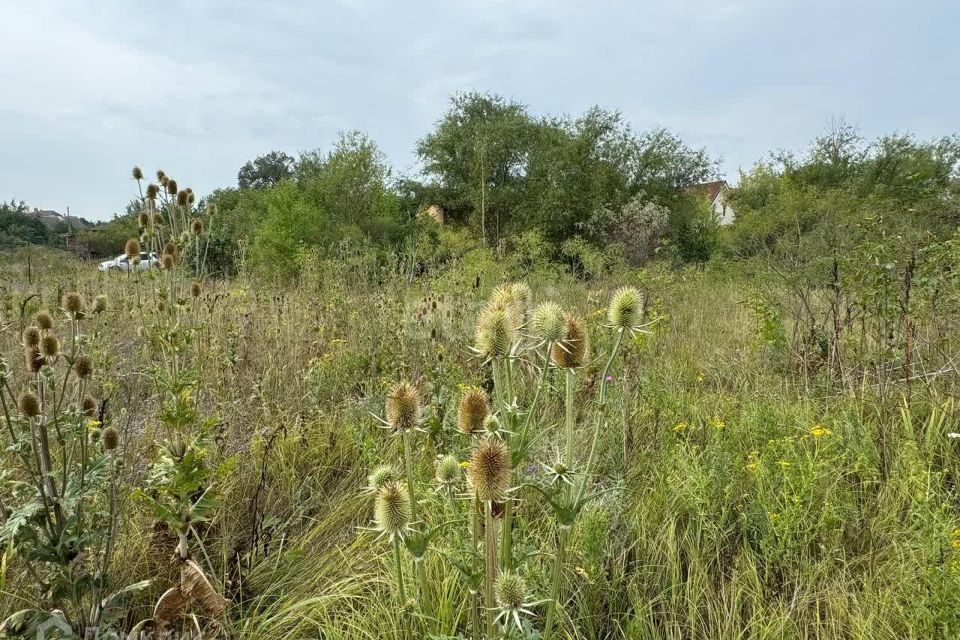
[152,213,164,226]
[457,386,489,436]
[36,312,54,331]
[93,295,108,314]
[40,335,59,359]
[374,481,412,541]
[24,347,43,373]
[20,392,40,417]
[468,437,511,503]
[177,190,189,207]
[162,254,175,271]
[137,211,149,227]
[132,166,144,180]
[125,238,140,259]
[532,301,565,343]
[608,286,644,331]
[489,284,526,327]
[191,282,202,298]
[81,396,97,417]
[103,426,119,451]
[22,326,40,348]
[475,306,515,359]
[156,169,166,181]
[167,179,178,196]
[494,572,535,630]
[74,355,93,379]
[146,184,159,200]
[367,464,400,493]
[551,315,588,368]
[385,382,420,432]
[435,454,461,488]
[62,292,85,318]
[191,218,204,235]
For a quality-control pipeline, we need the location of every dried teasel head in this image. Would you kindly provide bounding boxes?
[137,211,149,227]
[162,254,175,271]
[176,190,189,207]
[81,396,97,417]
[156,169,166,181]
[40,335,59,359]
[474,306,514,359]
[608,286,644,331]
[374,481,411,541]
[22,326,41,348]
[191,282,202,297]
[468,437,511,503]
[93,295,108,314]
[551,314,588,368]
[62,292,86,318]
[532,301,565,344]
[24,347,43,372]
[125,238,140,259]
[36,311,54,331]
[167,179,178,196]
[385,382,419,432]
[132,166,144,180]
[457,386,489,436]
[74,355,93,379]
[146,184,159,200]
[191,218,203,235]
[103,426,119,451]
[153,212,164,225]
[20,392,41,417]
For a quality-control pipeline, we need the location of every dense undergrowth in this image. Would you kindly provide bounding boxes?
[0,226,958,639]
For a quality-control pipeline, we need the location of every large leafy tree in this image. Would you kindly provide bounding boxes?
[237,150,295,189]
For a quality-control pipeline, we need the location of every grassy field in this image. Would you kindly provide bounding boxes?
[0,244,958,640]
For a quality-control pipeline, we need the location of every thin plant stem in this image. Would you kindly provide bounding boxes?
[393,538,407,605]
[542,527,570,640]
[484,500,497,639]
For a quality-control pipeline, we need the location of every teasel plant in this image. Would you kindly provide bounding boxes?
[124,167,228,634]
[0,296,149,638]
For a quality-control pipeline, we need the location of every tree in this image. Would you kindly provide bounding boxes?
[237,151,295,189]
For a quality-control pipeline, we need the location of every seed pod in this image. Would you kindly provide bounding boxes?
[367,464,400,493]
[74,355,93,379]
[40,335,59,358]
[22,326,41,347]
[36,312,54,331]
[374,481,411,540]
[125,238,140,259]
[457,386,489,436]
[132,166,144,180]
[475,306,514,359]
[385,382,419,432]
[608,286,643,331]
[468,437,511,503]
[62,292,85,317]
[81,396,97,417]
[552,315,588,369]
[103,426,119,451]
[532,301,565,343]
[20,392,41,417]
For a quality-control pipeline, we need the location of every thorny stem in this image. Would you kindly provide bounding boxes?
[393,537,407,605]
[484,500,497,639]
[564,368,576,468]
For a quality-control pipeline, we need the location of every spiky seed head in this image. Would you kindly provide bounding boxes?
[162,254,175,271]
[374,481,411,540]
[191,282,201,297]
[93,295,108,314]
[509,282,532,316]
[152,213,164,225]
[162,241,177,257]
[468,437,511,503]
[22,326,41,347]
[125,238,140,258]
[36,312,54,331]
[177,190,189,206]
[74,355,93,379]
[146,184,159,199]
[62,292,85,316]
[494,571,530,612]
[24,347,43,372]
[103,426,119,451]
[188,192,195,205]
[167,179,178,195]
[132,166,144,180]
[532,301,565,343]
[160,175,170,187]
[367,464,400,493]
[435,454,461,487]
[385,382,419,431]
[608,286,643,331]
[191,218,203,234]
[488,284,525,328]
[137,211,149,227]
[156,169,166,181]
[552,315,588,369]
[186,187,193,195]
[40,335,59,358]
[81,396,97,417]
[131,255,141,267]
[20,392,40,417]
[457,386,489,436]
[475,306,515,359]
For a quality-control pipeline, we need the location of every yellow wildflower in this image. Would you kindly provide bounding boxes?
[86,419,102,430]
[708,416,725,430]
[776,460,792,469]
[673,421,688,433]
[810,425,832,438]
[459,460,471,469]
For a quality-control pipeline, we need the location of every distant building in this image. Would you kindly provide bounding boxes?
[683,180,735,225]
[30,208,90,231]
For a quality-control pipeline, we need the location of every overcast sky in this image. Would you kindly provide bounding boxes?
[2,0,957,221]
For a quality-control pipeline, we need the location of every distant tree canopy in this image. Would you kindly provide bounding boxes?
[237,151,295,189]
[0,199,49,246]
